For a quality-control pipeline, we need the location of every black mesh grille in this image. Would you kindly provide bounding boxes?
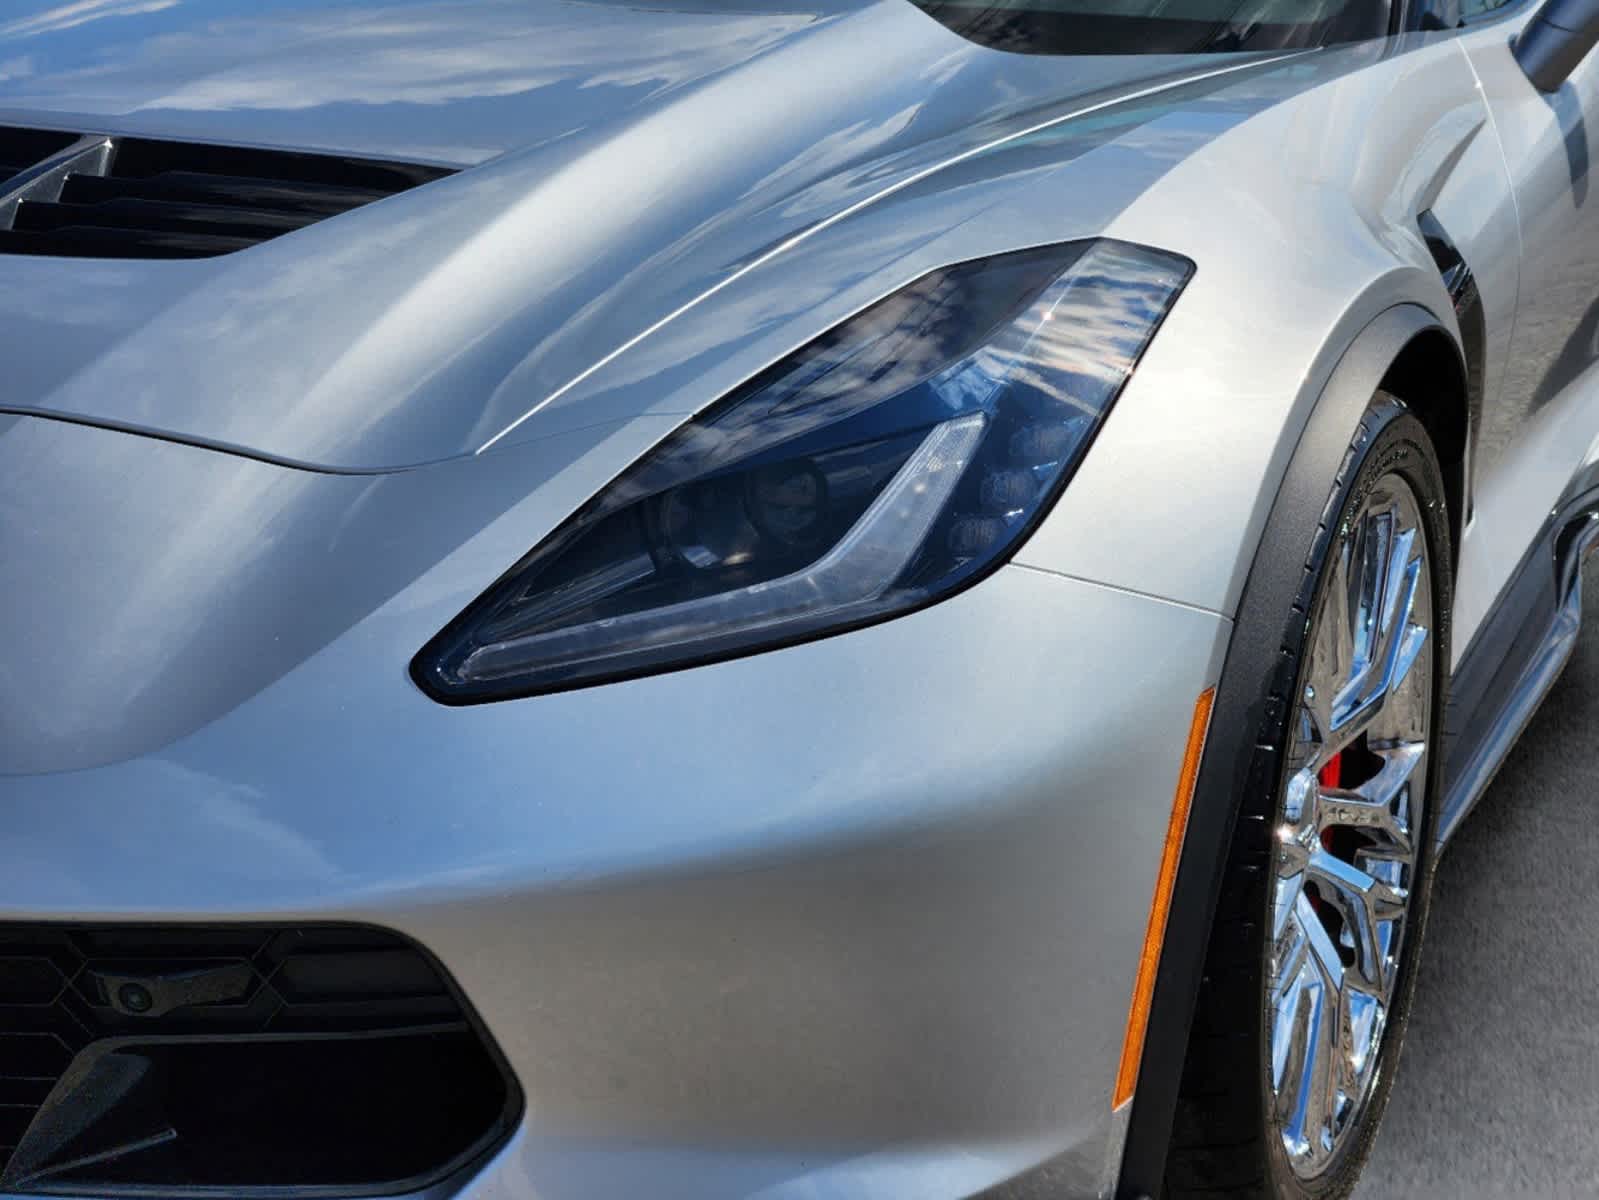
[0,924,516,1194]
[0,132,453,260]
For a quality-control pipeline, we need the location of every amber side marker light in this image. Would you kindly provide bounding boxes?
[1113,685,1216,1110]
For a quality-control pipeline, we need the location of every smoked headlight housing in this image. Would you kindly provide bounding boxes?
[415,240,1191,701]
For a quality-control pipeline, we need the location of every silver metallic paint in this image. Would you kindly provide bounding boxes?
[0,0,1261,471]
[0,459,1230,1194]
[1453,28,1599,654]
[0,413,683,773]
[1028,35,1524,653]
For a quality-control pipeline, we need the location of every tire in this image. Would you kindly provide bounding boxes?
[1163,393,1453,1199]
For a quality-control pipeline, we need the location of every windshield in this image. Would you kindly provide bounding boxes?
[910,0,1390,54]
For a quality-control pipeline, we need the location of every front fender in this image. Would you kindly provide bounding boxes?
[1012,31,1504,618]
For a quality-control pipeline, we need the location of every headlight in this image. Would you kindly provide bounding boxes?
[415,239,1192,701]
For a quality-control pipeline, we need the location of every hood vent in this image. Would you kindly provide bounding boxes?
[0,127,78,185]
[0,129,453,260]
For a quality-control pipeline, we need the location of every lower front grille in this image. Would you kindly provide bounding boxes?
[0,924,517,1195]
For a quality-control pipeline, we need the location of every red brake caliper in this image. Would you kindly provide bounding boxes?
[1317,752,1343,790]
[1317,753,1342,851]
[1308,753,1344,921]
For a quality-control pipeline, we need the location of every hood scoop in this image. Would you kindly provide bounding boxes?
[0,128,452,259]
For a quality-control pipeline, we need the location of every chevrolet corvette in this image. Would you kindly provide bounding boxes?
[2,0,1598,1197]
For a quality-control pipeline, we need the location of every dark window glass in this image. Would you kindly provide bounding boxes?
[1408,0,1516,28]
[910,0,1392,54]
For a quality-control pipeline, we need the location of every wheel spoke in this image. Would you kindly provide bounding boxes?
[1298,889,1347,985]
[1321,511,1429,751]
[1307,849,1406,992]
[1280,971,1333,1168]
[1341,980,1386,1093]
[1317,505,1432,748]
[1274,901,1340,1172]
[1317,741,1425,853]
[1273,870,1306,942]
[1371,550,1427,703]
[1378,526,1418,648]
[1270,908,1311,1091]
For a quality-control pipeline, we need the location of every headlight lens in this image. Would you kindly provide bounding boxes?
[416,239,1192,700]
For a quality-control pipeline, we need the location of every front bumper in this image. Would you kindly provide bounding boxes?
[0,562,1228,1200]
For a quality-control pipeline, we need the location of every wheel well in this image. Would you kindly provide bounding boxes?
[1379,328,1470,566]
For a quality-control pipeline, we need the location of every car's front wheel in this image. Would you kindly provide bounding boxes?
[1165,393,1452,1199]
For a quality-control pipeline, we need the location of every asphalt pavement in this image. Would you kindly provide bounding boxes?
[1354,580,1599,1197]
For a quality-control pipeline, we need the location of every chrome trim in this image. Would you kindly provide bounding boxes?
[1436,499,1599,847]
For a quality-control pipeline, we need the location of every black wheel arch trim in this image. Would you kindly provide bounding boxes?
[1113,302,1458,1199]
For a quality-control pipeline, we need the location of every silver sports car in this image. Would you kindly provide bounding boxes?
[2,0,1596,1196]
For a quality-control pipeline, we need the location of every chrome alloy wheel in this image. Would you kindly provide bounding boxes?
[1268,474,1434,1180]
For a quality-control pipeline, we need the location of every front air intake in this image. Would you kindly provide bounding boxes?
[0,131,453,260]
[0,924,517,1195]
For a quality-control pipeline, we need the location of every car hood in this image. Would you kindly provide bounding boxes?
[0,0,1294,471]
[0,0,858,168]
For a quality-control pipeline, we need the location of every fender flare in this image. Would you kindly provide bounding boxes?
[1113,302,1460,1198]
